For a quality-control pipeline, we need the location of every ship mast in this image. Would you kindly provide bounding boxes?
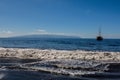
[99,27,101,36]
[96,27,103,41]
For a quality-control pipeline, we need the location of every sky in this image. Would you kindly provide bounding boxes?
[0,0,120,38]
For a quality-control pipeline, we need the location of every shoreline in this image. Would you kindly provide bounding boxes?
[0,47,120,61]
[0,48,120,77]
[1,57,120,77]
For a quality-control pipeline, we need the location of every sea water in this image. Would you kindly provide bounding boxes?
[0,38,120,80]
[0,38,120,51]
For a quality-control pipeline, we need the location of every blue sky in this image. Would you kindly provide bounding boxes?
[0,0,120,38]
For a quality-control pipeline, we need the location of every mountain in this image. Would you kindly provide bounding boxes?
[9,34,80,39]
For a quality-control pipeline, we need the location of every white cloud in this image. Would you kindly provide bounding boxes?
[36,29,47,33]
[0,30,14,37]
[33,29,68,35]
[2,30,13,34]
[0,29,81,38]
[30,29,81,37]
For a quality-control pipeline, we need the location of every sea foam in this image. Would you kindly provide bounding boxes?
[0,47,120,61]
[0,73,5,79]
[0,47,120,76]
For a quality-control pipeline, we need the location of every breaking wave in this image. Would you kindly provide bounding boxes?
[0,48,120,79]
[0,48,120,61]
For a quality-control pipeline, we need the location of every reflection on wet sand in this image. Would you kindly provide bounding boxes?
[0,58,120,80]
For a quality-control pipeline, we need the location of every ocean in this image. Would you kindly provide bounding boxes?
[0,38,120,80]
[0,38,120,51]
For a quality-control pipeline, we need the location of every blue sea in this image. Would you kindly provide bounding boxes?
[0,38,120,52]
[0,38,120,80]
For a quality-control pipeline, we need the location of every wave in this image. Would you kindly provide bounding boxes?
[0,48,120,79]
[0,47,120,61]
[1,58,120,78]
[21,59,107,76]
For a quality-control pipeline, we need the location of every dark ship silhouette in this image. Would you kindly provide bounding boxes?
[96,28,103,41]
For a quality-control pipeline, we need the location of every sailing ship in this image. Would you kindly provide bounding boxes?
[96,27,103,41]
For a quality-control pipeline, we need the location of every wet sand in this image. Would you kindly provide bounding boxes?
[0,58,86,80]
[0,58,120,80]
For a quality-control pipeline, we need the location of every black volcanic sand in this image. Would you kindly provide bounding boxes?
[0,58,82,80]
[1,58,120,80]
[0,57,41,63]
[0,70,84,80]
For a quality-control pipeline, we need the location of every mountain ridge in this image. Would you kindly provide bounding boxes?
[7,34,80,39]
